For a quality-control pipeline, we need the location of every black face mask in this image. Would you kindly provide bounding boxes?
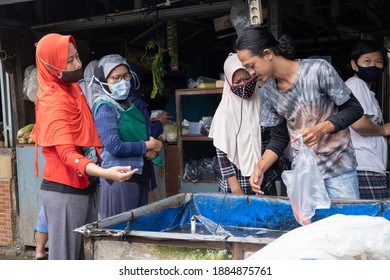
[37,55,83,84]
[59,68,83,84]
[355,65,383,82]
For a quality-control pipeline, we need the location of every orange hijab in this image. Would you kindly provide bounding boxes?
[30,33,101,148]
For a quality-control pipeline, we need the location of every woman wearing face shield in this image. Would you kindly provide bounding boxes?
[29,34,138,260]
[209,53,289,195]
[90,54,163,219]
[346,40,390,199]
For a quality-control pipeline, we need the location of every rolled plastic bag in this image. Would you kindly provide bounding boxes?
[281,134,330,225]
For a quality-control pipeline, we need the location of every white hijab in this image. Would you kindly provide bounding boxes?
[209,53,262,176]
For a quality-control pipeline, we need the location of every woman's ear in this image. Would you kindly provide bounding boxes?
[350,60,358,71]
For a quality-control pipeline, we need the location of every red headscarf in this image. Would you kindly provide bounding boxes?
[30,33,101,148]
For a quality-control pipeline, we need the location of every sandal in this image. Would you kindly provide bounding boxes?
[35,254,48,260]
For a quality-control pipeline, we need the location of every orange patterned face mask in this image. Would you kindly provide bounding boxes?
[228,75,259,98]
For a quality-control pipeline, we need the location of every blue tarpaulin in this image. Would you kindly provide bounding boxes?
[106,193,386,232]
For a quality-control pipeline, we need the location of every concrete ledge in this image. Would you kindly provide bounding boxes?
[0,148,14,179]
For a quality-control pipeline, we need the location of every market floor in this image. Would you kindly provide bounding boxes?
[0,247,36,260]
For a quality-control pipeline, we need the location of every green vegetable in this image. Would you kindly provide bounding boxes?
[144,39,165,99]
[163,124,177,134]
[166,131,177,143]
[160,124,177,142]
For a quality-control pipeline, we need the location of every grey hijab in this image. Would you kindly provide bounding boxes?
[79,59,98,109]
[90,54,130,112]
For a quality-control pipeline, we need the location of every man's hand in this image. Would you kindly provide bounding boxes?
[293,121,334,147]
[249,164,265,195]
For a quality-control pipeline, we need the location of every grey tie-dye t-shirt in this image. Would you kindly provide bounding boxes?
[260,59,357,179]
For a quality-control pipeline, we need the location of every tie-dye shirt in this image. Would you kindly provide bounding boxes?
[260,59,357,179]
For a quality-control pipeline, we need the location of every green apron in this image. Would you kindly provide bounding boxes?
[94,101,164,166]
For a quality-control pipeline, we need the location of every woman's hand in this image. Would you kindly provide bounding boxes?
[145,150,157,160]
[105,166,139,182]
[146,136,163,153]
[227,176,244,194]
[157,111,172,125]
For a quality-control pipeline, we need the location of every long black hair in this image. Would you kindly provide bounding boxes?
[235,27,295,59]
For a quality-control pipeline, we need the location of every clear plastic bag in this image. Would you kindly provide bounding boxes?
[281,135,330,225]
[22,65,38,103]
[187,76,217,88]
[200,117,213,136]
[231,2,250,38]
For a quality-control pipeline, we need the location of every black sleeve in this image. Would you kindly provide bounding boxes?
[266,119,290,156]
[326,93,363,134]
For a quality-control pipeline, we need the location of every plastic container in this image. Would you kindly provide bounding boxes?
[189,122,202,135]
[196,76,217,88]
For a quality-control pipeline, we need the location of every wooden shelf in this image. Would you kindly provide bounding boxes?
[175,87,222,190]
[175,87,223,96]
[182,135,212,141]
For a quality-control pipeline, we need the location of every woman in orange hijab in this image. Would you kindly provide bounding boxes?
[30,33,138,260]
